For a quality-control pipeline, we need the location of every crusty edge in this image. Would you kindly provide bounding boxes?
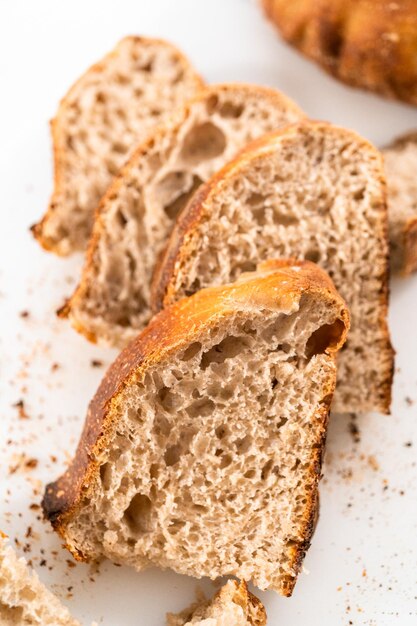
[233,581,267,625]
[43,260,349,579]
[152,120,394,414]
[260,0,417,106]
[31,35,204,256]
[402,216,417,275]
[61,83,305,343]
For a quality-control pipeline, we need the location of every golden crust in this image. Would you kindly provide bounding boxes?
[151,121,394,415]
[60,82,305,343]
[232,581,267,625]
[42,259,349,595]
[261,0,417,106]
[31,36,204,256]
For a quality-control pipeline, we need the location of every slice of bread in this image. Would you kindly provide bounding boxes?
[153,121,394,415]
[0,532,85,625]
[43,260,349,596]
[383,132,417,275]
[166,580,266,626]
[59,83,305,346]
[32,36,203,255]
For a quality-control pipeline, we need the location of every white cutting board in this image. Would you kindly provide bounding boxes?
[1,1,417,624]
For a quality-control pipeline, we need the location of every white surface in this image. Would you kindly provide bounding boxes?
[1,1,417,624]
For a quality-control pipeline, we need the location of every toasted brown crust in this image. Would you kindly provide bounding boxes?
[60,83,305,343]
[151,120,394,415]
[233,581,267,625]
[31,36,204,256]
[43,260,349,593]
[261,0,417,106]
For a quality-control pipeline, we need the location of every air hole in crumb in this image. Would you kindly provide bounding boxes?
[236,434,252,454]
[124,494,152,534]
[140,60,153,72]
[240,261,257,273]
[180,122,226,163]
[99,463,112,490]
[215,425,228,439]
[218,101,244,118]
[206,94,219,114]
[201,336,250,369]
[220,454,232,468]
[306,320,345,358]
[185,398,215,418]
[261,459,274,480]
[116,210,128,228]
[161,174,203,220]
[305,249,320,263]
[273,210,298,226]
[244,469,256,479]
[112,141,127,154]
[184,278,201,296]
[247,192,266,206]
[164,444,181,466]
[158,387,180,411]
[181,342,202,361]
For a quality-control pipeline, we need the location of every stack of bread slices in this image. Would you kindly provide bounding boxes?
[19,34,415,623]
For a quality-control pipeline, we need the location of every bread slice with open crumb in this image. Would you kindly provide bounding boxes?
[166,580,266,626]
[59,83,305,346]
[0,532,90,625]
[31,36,203,255]
[153,121,393,415]
[383,131,417,275]
[43,260,349,596]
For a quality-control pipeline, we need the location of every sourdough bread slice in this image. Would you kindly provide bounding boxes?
[32,36,203,255]
[43,260,349,596]
[166,580,266,626]
[60,83,305,346]
[0,533,85,625]
[153,121,393,415]
[383,131,417,275]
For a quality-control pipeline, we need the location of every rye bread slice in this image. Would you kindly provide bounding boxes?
[59,83,305,346]
[153,121,394,414]
[32,36,203,255]
[43,260,348,596]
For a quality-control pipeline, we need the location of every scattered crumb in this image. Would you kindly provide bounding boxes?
[13,399,29,419]
[19,310,30,319]
[348,415,360,444]
[368,456,379,471]
[91,359,103,368]
[405,396,414,406]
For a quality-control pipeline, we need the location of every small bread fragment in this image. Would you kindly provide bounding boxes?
[166,580,266,626]
[261,0,417,106]
[0,532,84,625]
[153,121,393,415]
[32,36,203,255]
[43,260,349,596]
[60,83,305,346]
[383,131,417,275]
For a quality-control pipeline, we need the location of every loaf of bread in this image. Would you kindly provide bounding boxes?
[153,121,394,415]
[43,260,349,596]
[166,580,266,625]
[261,0,417,106]
[0,532,87,625]
[59,83,304,346]
[383,131,417,275]
[32,36,203,255]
